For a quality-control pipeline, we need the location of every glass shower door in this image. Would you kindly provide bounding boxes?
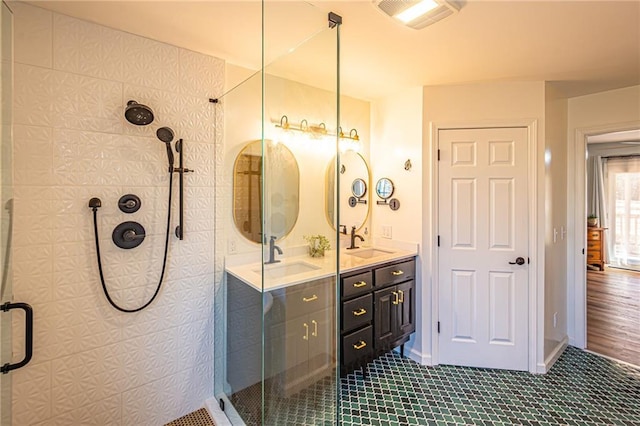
[0,2,12,424]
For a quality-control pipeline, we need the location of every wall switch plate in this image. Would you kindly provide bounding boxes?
[553,312,558,328]
[382,225,392,239]
[228,239,237,254]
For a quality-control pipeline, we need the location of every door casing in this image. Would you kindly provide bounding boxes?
[429,119,540,373]
[568,120,640,350]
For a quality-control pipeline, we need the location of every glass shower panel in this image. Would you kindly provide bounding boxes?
[214,2,340,424]
[262,6,340,424]
[0,2,11,424]
[212,3,263,425]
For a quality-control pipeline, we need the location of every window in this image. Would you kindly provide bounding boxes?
[606,156,640,269]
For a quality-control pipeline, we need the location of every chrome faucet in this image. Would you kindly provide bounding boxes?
[347,226,364,250]
[265,235,282,264]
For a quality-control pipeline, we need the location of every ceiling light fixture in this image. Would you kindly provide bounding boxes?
[395,0,439,23]
[374,0,462,30]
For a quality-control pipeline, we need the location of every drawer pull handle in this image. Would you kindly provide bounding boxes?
[398,290,404,303]
[353,281,367,288]
[391,270,404,276]
[392,291,399,305]
[352,308,367,316]
[303,323,309,340]
[303,295,318,302]
[353,340,367,350]
[311,320,318,337]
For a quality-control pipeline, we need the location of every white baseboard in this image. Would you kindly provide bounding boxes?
[407,347,432,366]
[536,336,568,374]
[205,396,234,426]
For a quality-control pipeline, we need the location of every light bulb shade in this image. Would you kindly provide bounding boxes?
[374,0,461,30]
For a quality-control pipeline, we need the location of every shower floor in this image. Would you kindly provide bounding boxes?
[165,408,215,426]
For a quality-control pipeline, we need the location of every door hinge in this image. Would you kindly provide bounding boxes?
[437,149,441,161]
[528,257,530,264]
[219,398,225,411]
[437,321,440,333]
[437,235,440,247]
[582,248,585,255]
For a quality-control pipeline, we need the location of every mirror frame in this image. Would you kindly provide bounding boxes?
[232,139,300,244]
[375,177,395,200]
[325,150,371,232]
[351,178,367,199]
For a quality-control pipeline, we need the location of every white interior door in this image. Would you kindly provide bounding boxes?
[438,127,529,371]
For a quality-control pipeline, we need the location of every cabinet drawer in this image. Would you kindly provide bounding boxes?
[375,259,415,287]
[342,294,372,332]
[285,279,332,319]
[587,251,601,261]
[342,271,373,299]
[587,240,601,250]
[342,325,373,366]
[588,230,601,240]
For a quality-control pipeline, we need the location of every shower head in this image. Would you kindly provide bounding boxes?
[156,127,175,172]
[125,100,154,126]
[156,127,174,143]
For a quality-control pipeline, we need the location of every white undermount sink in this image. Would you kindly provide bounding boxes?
[345,248,395,259]
[253,261,321,279]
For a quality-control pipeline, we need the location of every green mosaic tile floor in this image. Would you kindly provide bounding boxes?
[231,346,640,425]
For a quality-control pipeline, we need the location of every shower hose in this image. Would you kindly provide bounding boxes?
[91,173,173,313]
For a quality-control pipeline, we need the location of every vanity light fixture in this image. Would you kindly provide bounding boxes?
[274,115,360,141]
[374,0,461,30]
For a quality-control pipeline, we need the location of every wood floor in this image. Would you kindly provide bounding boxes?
[587,267,640,366]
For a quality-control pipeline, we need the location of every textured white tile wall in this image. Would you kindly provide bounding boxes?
[11,3,222,425]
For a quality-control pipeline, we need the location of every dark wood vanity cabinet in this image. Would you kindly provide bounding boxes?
[268,277,336,396]
[340,257,415,374]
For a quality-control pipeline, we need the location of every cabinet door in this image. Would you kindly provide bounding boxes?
[307,307,335,377]
[374,287,397,349]
[396,280,415,337]
[281,317,310,382]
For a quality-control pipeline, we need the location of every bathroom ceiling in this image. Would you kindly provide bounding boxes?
[25,0,640,101]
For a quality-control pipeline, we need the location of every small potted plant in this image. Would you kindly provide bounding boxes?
[587,214,598,227]
[304,234,331,258]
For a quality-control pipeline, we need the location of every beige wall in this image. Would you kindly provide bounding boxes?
[544,83,569,361]
[370,87,424,361]
[422,81,546,368]
[566,85,640,346]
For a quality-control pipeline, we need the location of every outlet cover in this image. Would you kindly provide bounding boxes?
[382,225,392,239]
[228,239,237,254]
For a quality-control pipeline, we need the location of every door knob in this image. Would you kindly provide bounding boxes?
[509,257,526,265]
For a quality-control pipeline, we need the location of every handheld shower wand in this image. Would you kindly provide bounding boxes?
[156,127,175,173]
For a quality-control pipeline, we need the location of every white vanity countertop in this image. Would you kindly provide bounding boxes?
[225,240,418,292]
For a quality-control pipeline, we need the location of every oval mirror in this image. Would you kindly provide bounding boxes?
[326,150,370,230]
[233,140,299,243]
[376,178,394,200]
[352,178,367,198]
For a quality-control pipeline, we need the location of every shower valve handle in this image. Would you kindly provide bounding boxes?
[123,229,145,241]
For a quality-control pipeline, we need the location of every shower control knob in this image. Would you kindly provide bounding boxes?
[112,221,146,249]
[118,194,141,214]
